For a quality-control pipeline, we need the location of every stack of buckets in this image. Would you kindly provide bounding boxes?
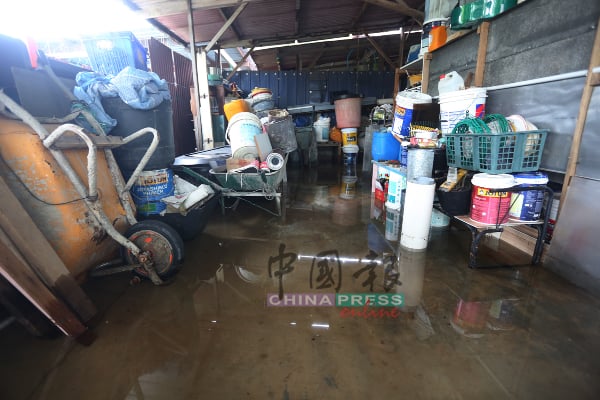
[334,95,362,166]
[469,172,548,224]
[249,87,275,117]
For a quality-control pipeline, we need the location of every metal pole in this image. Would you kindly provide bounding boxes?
[187,0,203,150]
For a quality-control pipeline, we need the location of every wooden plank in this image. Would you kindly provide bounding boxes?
[421,53,432,93]
[364,34,395,69]
[474,22,490,87]
[51,135,124,150]
[0,228,90,340]
[560,17,600,217]
[0,174,97,322]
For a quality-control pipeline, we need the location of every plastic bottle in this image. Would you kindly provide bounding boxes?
[438,71,465,94]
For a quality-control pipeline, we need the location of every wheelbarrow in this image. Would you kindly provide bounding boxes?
[0,90,183,285]
[175,154,288,222]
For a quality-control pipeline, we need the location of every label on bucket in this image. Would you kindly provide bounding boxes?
[392,104,412,137]
[131,169,175,216]
[509,190,544,221]
[470,186,511,224]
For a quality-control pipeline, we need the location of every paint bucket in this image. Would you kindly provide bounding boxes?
[224,99,250,121]
[226,112,262,160]
[427,19,447,52]
[131,168,175,216]
[334,96,361,128]
[340,176,358,200]
[399,142,409,167]
[341,127,358,146]
[372,130,400,162]
[313,117,330,142]
[438,88,487,134]
[342,145,359,166]
[470,173,515,224]
[509,172,548,221]
[391,91,432,138]
[385,166,407,211]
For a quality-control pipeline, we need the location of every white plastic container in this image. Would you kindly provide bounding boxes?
[438,87,487,134]
[438,71,464,94]
[313,116,330,142]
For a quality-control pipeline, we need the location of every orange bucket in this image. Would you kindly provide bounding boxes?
[224,99,250,121]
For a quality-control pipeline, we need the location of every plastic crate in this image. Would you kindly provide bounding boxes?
[83,31,147,76]
[445,130,548,174]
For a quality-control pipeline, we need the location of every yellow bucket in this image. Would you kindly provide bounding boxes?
[224,99,250,121]
[341,127,358,146]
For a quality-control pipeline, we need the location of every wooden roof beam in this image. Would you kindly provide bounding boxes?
[205,2,248,52]
[363,0,424,22]
[364,33,395,69]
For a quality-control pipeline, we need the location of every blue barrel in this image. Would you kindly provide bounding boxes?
[372,130,400,162]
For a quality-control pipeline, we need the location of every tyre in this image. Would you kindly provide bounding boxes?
[121,220,185,279]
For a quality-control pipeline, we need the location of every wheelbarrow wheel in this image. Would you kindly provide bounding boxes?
[121,220,185,280]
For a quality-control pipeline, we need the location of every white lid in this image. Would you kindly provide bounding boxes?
[341,127,358,133]
[342,145,359,153]
[472,173,516,189]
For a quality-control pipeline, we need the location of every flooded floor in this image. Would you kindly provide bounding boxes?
[1,161,600,400]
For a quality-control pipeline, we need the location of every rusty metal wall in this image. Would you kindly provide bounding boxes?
[148,39,196,155]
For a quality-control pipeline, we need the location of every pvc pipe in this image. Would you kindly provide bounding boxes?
[485,70,587,91]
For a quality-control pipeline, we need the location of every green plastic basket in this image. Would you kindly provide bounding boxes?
[445,130,548,174]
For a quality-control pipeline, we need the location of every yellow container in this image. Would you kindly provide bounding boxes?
[224,99,251,121]
[0,118,130,279]
[341,127,358,146]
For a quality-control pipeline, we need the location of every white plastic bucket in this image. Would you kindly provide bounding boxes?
[313,117,330,142]
[439,88,487,134]
[226,112,262,159]
[392,91,432,137]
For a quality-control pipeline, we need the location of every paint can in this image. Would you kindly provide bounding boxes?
[341,127,358,146]
[131,168,174,216]
[509,172,548,221]
[470,173,515,224]
[391,91,432,138]
[385,166,406,211]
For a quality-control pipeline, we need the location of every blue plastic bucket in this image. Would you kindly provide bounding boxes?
[509,172,548,221]
[372,130,400,162]
[131,168,175,216]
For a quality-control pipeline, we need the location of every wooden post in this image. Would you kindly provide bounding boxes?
[0,228,90,341]
[474,22,490,87]
[559,17,600,217]
[421,53,433,93]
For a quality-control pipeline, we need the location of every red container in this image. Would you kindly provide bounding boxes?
[470,173,515,224]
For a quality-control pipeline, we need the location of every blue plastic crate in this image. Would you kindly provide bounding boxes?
[83,31,147,76]
[445,130,548,174]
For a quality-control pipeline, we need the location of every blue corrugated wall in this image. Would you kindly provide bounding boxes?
[230,70,395,109]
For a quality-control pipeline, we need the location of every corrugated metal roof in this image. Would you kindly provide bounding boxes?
[126,0,426,70]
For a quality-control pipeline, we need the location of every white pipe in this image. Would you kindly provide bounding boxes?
[485,70,587,91]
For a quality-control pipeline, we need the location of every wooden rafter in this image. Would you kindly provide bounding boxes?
[363,0,424,22]
[364,33,395,69]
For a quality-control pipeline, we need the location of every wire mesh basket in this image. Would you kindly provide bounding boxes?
[445,130,548,174]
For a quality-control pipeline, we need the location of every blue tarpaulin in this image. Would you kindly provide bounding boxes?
[73,67,171,133]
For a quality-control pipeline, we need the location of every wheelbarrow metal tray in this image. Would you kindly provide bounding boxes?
[139,192,220,241]
[209,166,285,191]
